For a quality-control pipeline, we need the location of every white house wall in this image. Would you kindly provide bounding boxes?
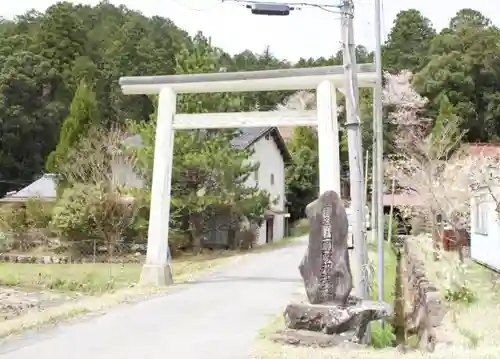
[470,191,500,271]
[245,134,286,246]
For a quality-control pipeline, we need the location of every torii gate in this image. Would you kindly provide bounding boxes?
[119,64,376,285]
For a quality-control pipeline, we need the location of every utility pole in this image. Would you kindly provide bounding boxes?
[340,0,369,301]
[374,0,385,308]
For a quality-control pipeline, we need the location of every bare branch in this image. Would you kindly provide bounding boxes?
[275,90,345,114]
[58,126,141,189]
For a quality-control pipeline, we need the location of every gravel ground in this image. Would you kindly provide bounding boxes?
[0,288,78,321]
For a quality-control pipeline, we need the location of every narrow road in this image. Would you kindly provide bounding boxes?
[0,237,307,359]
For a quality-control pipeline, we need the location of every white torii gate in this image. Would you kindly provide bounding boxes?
[120,64,376,285]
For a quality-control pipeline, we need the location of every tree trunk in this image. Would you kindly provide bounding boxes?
[189,213,204,254]
[431,209,440,261]
[393,250,406,346]
[452,228,464,263]
[228,228,238,250]
[106,232,119,260]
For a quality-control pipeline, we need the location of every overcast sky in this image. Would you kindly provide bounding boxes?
[1,0,499,61]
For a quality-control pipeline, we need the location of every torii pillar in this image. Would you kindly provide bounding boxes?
[317,80,342,195]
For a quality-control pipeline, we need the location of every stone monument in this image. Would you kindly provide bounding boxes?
[299,190,352,305]
[280,190,392,345]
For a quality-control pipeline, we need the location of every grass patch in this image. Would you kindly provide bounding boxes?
[290,219,309,237]
[251,235,301,252]
[0,238,303,294]
[258,315,285,340]
[458,326,482,348]
[367,241,397,303]
[0,252,234,294]
[367,241,398,349]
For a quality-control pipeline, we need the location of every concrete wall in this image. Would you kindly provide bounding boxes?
[245,134,286,245]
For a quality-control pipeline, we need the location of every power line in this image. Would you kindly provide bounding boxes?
[170,0,224,12]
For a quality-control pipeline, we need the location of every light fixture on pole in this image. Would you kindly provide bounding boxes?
[222,0,343,16]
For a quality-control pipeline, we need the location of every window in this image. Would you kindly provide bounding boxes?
[270,173,275,185]
[474,200,488,235]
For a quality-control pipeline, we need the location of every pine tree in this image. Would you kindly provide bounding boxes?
[432,95,454,137]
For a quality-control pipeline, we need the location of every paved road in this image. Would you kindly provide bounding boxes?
[0,237,307,359]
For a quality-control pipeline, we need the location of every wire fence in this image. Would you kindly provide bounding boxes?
[0,235,147,265]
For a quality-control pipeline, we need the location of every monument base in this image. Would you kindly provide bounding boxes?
[270,329,362,348]
[140,263,173,286]
[284,297,392,343]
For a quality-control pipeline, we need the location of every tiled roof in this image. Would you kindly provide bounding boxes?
[462,143,500,157]
[231,128,271,149]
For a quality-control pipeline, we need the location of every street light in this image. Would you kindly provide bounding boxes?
[245,3,295,15]
[223,0,342,16]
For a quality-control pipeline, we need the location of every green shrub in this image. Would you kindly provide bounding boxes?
[24,199,52,229]
[236,227,258,250]
[444,263,476,304]
[290,218,309,237]
[445,285,476,303]
[0,204,31,251]
[384,214,399,243]
[51,183,139,258]
[371,321,396,348]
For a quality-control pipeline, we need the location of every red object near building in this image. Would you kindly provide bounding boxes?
[441,228,470,251]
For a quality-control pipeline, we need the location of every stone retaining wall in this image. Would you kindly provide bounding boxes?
[400,238,446,351]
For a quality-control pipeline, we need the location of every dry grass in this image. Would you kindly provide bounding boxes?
[251,342,500,359]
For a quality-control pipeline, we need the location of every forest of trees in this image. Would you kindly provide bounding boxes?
[0,2,499,254]
[0,0,374,196]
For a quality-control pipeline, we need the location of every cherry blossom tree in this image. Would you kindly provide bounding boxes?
[453,151,500,213]
[383,71,467,259]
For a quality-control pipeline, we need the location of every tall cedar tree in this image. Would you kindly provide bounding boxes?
[46,80,100,174]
